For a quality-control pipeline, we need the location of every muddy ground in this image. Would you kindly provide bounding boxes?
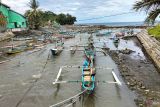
[0,27,160,107]
[109,37,160,107]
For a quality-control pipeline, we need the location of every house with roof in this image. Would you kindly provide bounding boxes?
[0,2,27,31]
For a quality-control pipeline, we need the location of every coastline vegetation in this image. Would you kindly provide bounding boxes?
[133,0,160,40]
[25,0,76,29]
[148,25,160,40]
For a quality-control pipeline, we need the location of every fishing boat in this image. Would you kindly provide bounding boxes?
[50,34,122,107]
[82,39,96,93]
[113,38,120,43]
[51,40,64,55]
[82,56,96,93]
[113,37,120,48]
[96,31,112,37]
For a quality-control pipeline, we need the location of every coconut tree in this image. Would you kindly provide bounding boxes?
[133,0,160,24]
[25,0,42,29]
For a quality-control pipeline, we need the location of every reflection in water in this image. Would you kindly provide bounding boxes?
[114,84,122,99]
[54,84,60,97]
[54,76,62,97]
[81,94,95,107]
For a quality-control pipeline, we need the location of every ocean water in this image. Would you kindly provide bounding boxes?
[77,22,145,26]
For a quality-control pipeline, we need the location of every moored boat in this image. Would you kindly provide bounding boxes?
[51,40,64,56]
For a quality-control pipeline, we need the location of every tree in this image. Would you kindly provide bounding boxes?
[55,13,67,25]
[25,0,41,29]
[40,11,57,26]
[133,0,160,24]
[55,13,76,25]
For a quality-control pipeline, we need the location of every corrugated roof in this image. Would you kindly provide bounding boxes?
[0,3,10,8]
[10,9,26,19]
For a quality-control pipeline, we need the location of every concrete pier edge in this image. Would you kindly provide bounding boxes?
[137,30,160,72]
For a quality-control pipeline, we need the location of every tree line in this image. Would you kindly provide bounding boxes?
[24,0,76,29]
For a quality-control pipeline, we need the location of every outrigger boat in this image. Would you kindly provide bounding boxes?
[82,49,96,93]
[81,37,96,93]
[50,35,122,107]
[50,39,64,55]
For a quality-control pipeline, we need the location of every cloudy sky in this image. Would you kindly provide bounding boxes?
[2,0,147,23]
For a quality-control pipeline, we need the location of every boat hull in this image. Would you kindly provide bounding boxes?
[81,66,95,94]
[50,49,62,55]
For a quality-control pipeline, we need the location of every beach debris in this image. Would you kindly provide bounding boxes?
[119,48,135,54]
[32,73,42,79]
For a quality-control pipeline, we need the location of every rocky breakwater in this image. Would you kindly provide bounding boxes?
[137,30,160,72]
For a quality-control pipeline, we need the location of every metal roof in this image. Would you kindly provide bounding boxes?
[0,3,10,8]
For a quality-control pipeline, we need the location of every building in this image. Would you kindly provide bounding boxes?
[0,2,27,31]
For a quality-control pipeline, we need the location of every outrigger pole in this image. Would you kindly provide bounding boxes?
[53,66,122,86]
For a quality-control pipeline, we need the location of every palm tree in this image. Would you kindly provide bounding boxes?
[25,0,41,29]
[133,0,160,24]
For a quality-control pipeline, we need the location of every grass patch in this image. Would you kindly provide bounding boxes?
[148,25,160,41]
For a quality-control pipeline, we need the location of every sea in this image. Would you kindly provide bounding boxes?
[76,22,146,26]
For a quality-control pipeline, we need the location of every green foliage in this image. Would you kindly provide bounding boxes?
[148,25,160,40]
[25,0,41,29]
[25,0,76,29]
[55,13,76,25]
[133,0,160,24]
[28,0,39,9]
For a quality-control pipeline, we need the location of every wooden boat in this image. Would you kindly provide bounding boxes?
[82,63,95,94]
[96,31,112,37]
[82,40,96,93]
[113,38,120,43]
[51,40,64,56]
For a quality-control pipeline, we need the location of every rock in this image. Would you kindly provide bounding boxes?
[32,73,42,79]
[127,82,130,85]
[119,49,134,54]
[141,86,146,89]
[145,90,150,92]
[139,104,143,107]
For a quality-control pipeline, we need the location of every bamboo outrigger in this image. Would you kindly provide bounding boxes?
[50,35,122,107]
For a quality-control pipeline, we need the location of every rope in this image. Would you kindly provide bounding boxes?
[49,90,87,107]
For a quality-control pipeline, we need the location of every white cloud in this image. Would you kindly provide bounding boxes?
[1,0,146,22]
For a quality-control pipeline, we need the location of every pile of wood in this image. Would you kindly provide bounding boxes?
[137,30,160,71]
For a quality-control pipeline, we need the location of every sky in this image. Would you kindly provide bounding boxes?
[2,0,147,23]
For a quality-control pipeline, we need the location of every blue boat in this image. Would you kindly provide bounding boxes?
[82,44,96,94]
[81,60,95,94]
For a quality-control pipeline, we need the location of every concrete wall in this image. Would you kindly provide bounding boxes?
[137,30,160,72]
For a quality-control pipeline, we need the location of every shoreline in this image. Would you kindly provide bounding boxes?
[108,36,160,107]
